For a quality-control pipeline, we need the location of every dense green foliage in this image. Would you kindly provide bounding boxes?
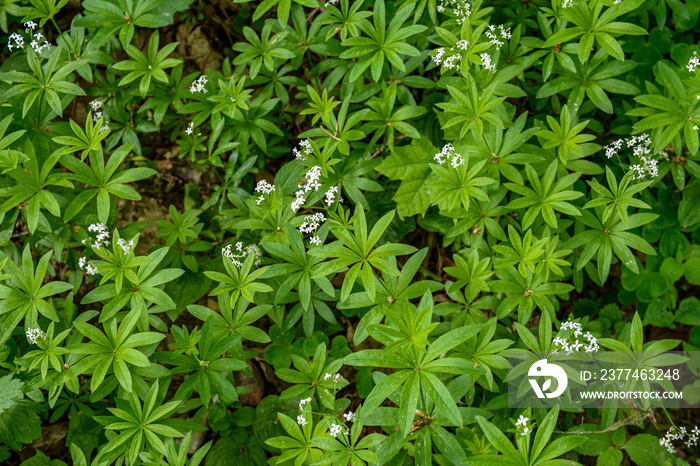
[0,0,699,464]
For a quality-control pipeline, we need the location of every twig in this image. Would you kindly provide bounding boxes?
[369,135,410,159]
[321,126,342,141]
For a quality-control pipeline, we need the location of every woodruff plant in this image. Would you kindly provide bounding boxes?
[0,0,698,465]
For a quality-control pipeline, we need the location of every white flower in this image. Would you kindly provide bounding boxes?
[456,40,469,50]
[78,257,98,275]
[293,139,314,160]
[8,32,24,52]
[255,180,275,205]
[185,122,195,136]
[300,212,326,234]
[443,54,461,70]
[255,180,275,194]
[432,47,446,66]
[190,76,208,94]
[515,415,529,427]
[310,236,322,246]
[435,144,465,168]
[24,21,37,31]
[604,138,624,158]
[480,53,496,73]
[687,52,700,73]
[87,223,110,250]
[323,372,342,383]
[485,25,505,49]
[90,101,109,127]
[222,242,262,267]
[291,166,322,212]
[299,397,312,409]
[329,423,343,437]
[562,0,576,7]
[694,125,699,130]
[26,327,44,344]
[116,238,134,254]
[325,186,339,205]
[344,411,355,422]
[521,427,531,436]
[437,0,471,24]
[557,321,599,354]
[297,415,308,426]
[499,25,512,40]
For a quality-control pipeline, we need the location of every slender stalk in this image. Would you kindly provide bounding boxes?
[36,90,44,131]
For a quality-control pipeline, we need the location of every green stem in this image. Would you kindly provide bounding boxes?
[661,406,676,428]
[36,90,44,130]
[50,18,63,38]
[50,17,69,60]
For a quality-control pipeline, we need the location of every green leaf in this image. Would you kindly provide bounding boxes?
[377,138,437,219]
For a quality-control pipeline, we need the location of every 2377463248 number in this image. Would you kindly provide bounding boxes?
[598,368,680,381]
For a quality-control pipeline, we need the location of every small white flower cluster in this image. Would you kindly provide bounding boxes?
[255,180,275,205]
[325,0,338,7]
[343,411,355,422]
[27,21,50,54]
[485,25,511,49]
[222,242,262,267]
[300,212,326,234]
[7,32,24,51]
[481,53,496,73]
[90,100,103,119]
[330,423,348,437]
[562,0,576,7]
[185,122,201,136]
[190,76,208,94]
[604,134,660,180]
[431,45,468,71]
[660,426,700,454]
[83,223,110,250]
[627,135,658,180]
[434,143,465,168]
[515,415,532,436]
[604,138,624,159]
[323,372,343,383]
[431,48,447,67]
[292,166,322,212]
[630,156,659,180]
[116,238,134,254]
[436,0,471,24]
[26,327,45,345]
[297,397,312,426]
[8,22,51,53]
[293,140,313,160]
[300,212,326,246]
[78,256,98,275]
[687,52,700,73]
[553,321,599,355]
[222,242,247,267]
[89,101,110,133]
[325,186,339,205]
